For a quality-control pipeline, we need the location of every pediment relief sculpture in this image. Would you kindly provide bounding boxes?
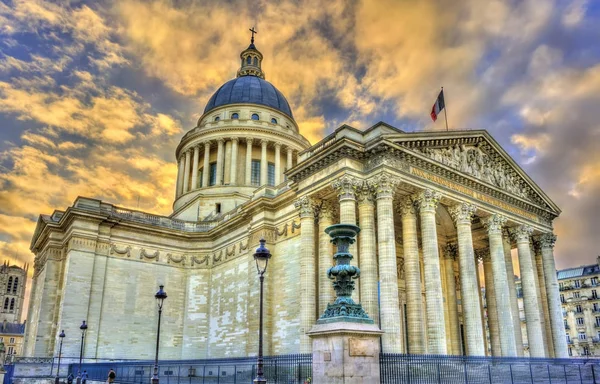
[412,143,530,200]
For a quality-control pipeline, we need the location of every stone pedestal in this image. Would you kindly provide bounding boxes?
[308,322,383,384]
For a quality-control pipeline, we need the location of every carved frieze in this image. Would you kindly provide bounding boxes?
[365,153,410,172]
[167,253,186,266]
[110,243,131,257]
[140,248,160,261]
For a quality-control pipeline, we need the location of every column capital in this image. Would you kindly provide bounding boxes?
[356,182,375,205]
[443,243,458,260]
[368,173,399,199]
[217,138,225,144]
[286,146,294,153]
[332,175,361,201]
[260,139,269,147]
[448,202,477,224]
[274,142,282,149]
[482,214,508,234]
[415,189,441,211]
[231,137,239,143]
[246,138,253,145]
[294,196,317,218]
[537,233,557,250]
[203,140,212,147]
[511,225,533,243]
[397,196,416,216]
[317,199,336,221]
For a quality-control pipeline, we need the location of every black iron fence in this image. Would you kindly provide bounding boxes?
[380,353,600,384]
[70,354,312,384]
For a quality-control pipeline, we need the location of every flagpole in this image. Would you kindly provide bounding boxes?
[442,86,449,131]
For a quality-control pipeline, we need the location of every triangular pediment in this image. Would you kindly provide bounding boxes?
[390,130,560,216]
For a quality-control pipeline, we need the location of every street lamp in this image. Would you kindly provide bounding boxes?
[55,330,65,384]
[76,321,88,384]
[152,285,168,384]
[253,239,271,384]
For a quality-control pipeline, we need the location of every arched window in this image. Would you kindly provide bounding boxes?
[231,113,239,119]
[246,56,252,65]
[271,118,277,124]
[9,298,14,311]
[6,277,12,293]
[3,298,8,310]
[251,113,259,121]
[12,277,18,293]
[214,116,220,122]
[253,57,258,66]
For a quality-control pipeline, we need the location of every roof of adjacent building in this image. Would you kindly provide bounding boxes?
[203,76,293,118]
[0,322,25,335]
[557,264,600,280]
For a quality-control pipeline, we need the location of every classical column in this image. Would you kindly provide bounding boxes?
[183,149,191,193]
[448,203,485,356]
[502,229,524,356]
[480,248,501,356]
[539,233,568,358]
[287,147,293,171]
[294,196,316,353]
[224,139,232,184]
[274,143,281,185]
[533,240,554,357]
[202,141,210,187]
[230,138,238,185]
[245,139,253,186]
[176,155,185,196]
[356,182,378,324]
[191,145,200,190]
[475,257,489,355]
[318,200,335,315]
[415,189,446,355]
[513,225,545,357]
[483,215,517,357]
[260,140,268,186]
[399,197,426,354]
[216,139,224,186]
[371,173,402,352]
[443,244,461,355]
[332,175,360,301]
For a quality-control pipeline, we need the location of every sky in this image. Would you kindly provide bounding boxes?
[0,0,599,273]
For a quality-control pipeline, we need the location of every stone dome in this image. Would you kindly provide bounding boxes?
[203,76,293,118]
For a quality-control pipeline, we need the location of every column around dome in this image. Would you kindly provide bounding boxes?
[245,139,253,186]
[183,149,191,193]
[216,139,225,186]
[191,145,200,191]
[260,140,268,186]
[230,138,239,186]
[274,143,281,186]
[202,141,211,188]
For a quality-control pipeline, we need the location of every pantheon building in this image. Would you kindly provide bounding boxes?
[25,38,566,360]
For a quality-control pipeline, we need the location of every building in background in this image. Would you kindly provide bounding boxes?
[0,262,27,324]
[0,320,26,359]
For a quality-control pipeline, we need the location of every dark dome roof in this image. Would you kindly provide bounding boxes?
[203,76,293,118]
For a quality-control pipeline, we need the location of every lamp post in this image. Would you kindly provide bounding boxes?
[152,285,167,384]
[76,321,87,384]
[55,330,65,384]
[253,239,271,384]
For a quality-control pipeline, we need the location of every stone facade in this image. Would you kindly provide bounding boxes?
[24,39,565,360]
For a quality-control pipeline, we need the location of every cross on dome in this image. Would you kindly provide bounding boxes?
[237,27,265,79]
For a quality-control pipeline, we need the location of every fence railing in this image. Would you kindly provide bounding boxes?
[380,353,600,384]
[70,354,312,384]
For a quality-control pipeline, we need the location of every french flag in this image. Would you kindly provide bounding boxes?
[430,89,445,122]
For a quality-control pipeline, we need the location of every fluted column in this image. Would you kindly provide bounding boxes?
[371,173,402,352]
[356,182,378,324]
[287,147,293,171]
[274,143,281,185]
[449,202,485,356]
[539,233,568,358]
[318,200,335,315]
[216,139,224,186]
[480,248,501,356]
[416,189,446,355]
[332,175,360,301]
[443,244,461,355]
[533,240,554,357]
[202,141,210,187]
[513,225,545,357]
[399,197,425,354]
[502,230,524,356]
[245,139,253,185]
[294,196,316,353]
[191,145,200,190]
[475,257,489,355]
[183,149,191,193]
[260,140,268,186]
[176,155,185,196]
[483,214,517,357]
[230,138,238,185]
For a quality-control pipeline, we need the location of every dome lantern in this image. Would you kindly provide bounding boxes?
[237,27,265,79]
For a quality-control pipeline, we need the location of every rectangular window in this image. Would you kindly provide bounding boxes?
[561,294,565,303]
[567,334,571,343]
[583,346,590,356]
[579,332,586,340]
[592,277,598,286]
[577,317,585,325]
[593,290,598,299]
[575,280,581,288]
[251,160,261,186]
[594,303,599,312]
[569,347,573,356]
[7,346,13,355]
[596,317,600,327]
[267,162,275,186]
[9,337,14,343]
[209,163,217,186]
[560,282,565,290]
[574,292,581,299]
[577,305,583,313]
